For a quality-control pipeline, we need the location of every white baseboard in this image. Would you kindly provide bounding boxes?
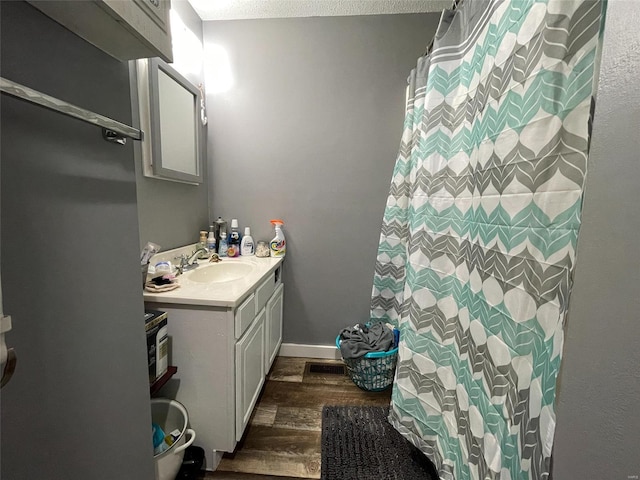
[279,343,341,360]
[207,451,223,471]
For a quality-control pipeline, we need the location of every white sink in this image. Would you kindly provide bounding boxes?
[185,262,254,284]
[144,244,284,307]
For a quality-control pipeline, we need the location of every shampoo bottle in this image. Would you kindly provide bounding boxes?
[269,219,286,258]
[240,227,254,256]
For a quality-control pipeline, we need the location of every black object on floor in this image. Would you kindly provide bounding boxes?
[321,406,439,480]
[306,362,346,375]
[176,445,204,479]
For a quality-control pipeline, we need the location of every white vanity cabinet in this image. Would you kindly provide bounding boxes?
[145,261,283,469]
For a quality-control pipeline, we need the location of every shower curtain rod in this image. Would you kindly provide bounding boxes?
[425,0,465,55]
[0,76,142,145]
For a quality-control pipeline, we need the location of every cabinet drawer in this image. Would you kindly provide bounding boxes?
[235,294,256,339]
[255,274,276,315]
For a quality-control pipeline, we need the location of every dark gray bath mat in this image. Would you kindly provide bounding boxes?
[321,405,439,480]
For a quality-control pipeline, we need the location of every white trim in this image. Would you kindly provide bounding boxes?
[278,343,341,360]
[208,451,223,471]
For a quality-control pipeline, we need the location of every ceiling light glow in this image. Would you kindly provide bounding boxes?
[204,44,234,94]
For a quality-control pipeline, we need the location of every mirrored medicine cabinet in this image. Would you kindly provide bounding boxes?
[134,58,203,184]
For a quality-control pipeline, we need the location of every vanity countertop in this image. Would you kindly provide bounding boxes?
[143,246,284,308]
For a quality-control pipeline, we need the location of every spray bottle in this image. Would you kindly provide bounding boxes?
[269,219,286,258]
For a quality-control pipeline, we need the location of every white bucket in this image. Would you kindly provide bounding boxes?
[151,398,196,480]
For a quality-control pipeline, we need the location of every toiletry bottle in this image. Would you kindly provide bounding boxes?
[207,230,216,253]
[198,231,209,258]
[214,216,227,253]
[240,227,254,256]
[219,232,229,257]
[269,219,286,257]
[228,219,241,257]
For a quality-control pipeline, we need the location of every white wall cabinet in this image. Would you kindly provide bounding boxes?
[27,0,173,62]
[145,265,283,469]
[135,58,204,184]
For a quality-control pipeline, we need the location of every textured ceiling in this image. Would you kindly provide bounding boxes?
[186,0,451,21]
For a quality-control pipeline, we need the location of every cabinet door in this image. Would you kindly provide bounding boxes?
[235,310,265,441]
[265,283,284,371]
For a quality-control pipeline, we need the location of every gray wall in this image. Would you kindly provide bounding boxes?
[1,3,154,479]
[134,0,209,251]
[204,14,441,344]
[552,1,640,477]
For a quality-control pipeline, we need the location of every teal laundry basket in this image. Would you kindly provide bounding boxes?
[335,328,399,392]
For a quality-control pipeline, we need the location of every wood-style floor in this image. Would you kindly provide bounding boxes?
[205,356,392,480]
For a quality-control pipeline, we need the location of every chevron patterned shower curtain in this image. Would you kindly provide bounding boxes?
[370,1,606,479]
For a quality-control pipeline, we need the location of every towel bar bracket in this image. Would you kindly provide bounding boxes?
[102,128,127,145]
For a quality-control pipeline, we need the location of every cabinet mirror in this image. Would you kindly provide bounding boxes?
[136,58,203,184]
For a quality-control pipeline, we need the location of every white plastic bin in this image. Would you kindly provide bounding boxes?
[151,398,196,480]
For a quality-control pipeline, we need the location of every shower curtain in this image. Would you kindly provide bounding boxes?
[370,1,606,479]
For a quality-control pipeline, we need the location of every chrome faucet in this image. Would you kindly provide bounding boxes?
[176,247,208,274]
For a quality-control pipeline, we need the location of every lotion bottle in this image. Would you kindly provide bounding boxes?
[240,227,254,256]
[207,230,216,253]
